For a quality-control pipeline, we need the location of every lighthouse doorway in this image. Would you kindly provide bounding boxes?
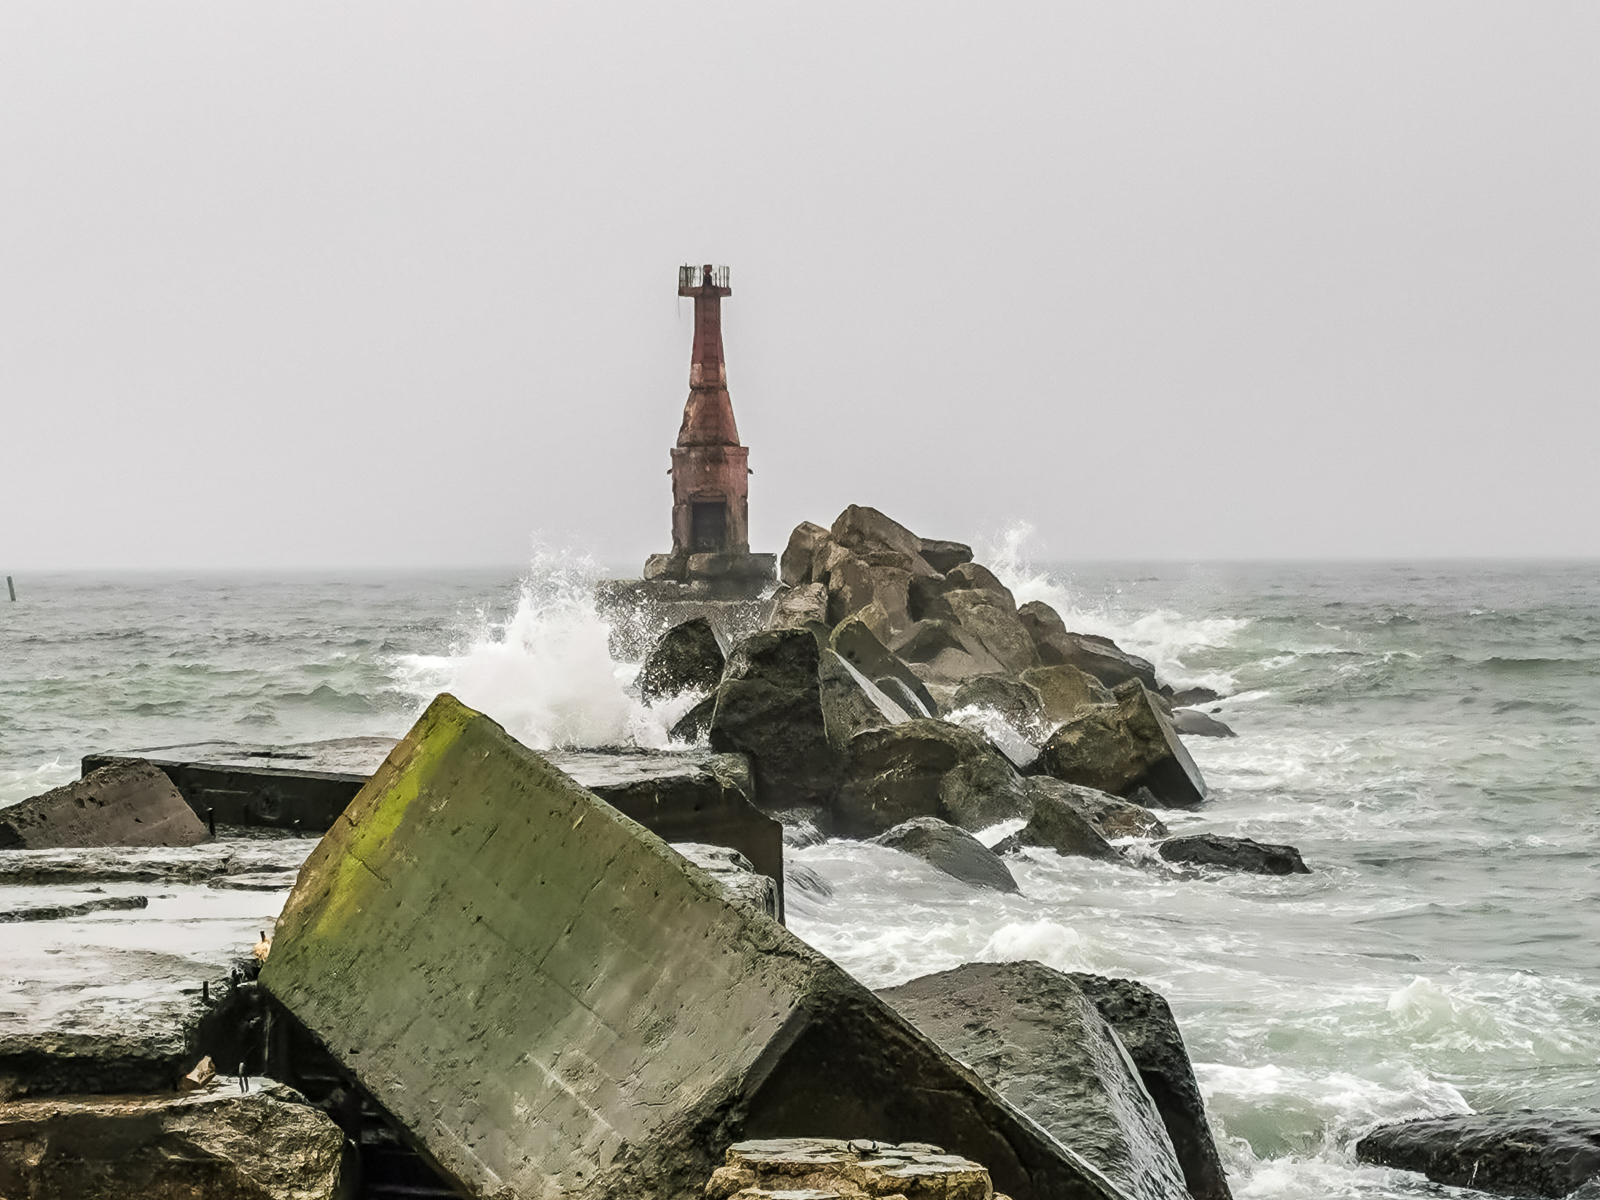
[689,501,728,553]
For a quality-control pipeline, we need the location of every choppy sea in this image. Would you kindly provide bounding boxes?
[3,544,1598,1200]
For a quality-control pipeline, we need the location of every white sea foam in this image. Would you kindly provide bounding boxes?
[981,522,1246,692]
[391,549,684,750]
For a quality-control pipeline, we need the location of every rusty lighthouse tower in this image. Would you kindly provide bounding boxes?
[643,264,775,591]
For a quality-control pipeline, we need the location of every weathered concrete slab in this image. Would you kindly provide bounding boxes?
[80,755,367,835]
[545,747,784,919]
[0,839,310,1099]
[262,694,1131,1200]
[2,762,206,850]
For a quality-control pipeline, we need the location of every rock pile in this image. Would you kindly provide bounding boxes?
[654,506,1232,855]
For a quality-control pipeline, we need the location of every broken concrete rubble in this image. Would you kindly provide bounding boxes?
[706,1138,1006,1200]
[1,761,207,851]
[0,1080,348,1200]
[261,693,1133,1200]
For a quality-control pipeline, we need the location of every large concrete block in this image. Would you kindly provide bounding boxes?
[262,694,1131,1200]
[80,754,366,834]
[1,761,206,850]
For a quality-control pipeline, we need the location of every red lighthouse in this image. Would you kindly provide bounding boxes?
[643,264,775,590]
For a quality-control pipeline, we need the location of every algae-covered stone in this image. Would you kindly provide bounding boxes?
[262,694,1131,1200]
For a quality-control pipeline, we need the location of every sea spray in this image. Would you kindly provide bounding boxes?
[982,521,1247,693]
[392,548,696,750]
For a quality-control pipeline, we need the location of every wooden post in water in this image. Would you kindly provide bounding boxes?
[5,577,13,602]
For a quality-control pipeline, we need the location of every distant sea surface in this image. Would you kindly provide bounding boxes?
[4,556,1598,1200]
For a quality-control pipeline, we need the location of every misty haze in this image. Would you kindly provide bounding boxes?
[2,7,1598,1200]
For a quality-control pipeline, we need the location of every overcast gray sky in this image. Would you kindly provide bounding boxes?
[2,3,1596,569]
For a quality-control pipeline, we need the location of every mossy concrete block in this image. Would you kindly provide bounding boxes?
[262,694,1131,1200]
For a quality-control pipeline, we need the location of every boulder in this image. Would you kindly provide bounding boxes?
[767,582,829,631]
[0,1081,348,1200]
[637,617,725,702]
[1156,834,1309,875]
[1042,783,1169,840]
[879,962,1190,1200]
[945,591,1040,675]
[780,521,832,586]
[950,675,1047,737]
[830,505,936,573]
[1169,687,1223,708]
[874,676,935,719]
[710,629,842,814]
[870,817,1019,893]
[0,761,207,850]
[1032,682,1207,809]
[995,780,1122,862]
[837,720,1030,839]
[918,538,974,574]
[706,1138,1000,1200]
[1169,710,1236,738]
[669,694,717,743]
[891,620,1007,682]
[544,748,783,918]
[819,649,914,751]
[1068,974,1235,1200]
[943,561,1017,608]
[1356,1110,1600,1199]
[831,616,940,718]
[261,694,1127,1200]
[824,551,914,638]
[1022,664,1114,728]
[1018,604,1161,692]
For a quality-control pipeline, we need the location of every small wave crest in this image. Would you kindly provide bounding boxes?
[981,522,1246,692]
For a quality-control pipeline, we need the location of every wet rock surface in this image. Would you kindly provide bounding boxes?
[1033,682,1207,809]
[1356,1109,1600,1198]
[706,1137,1005,1200]
[674,843,779,918]
[711,629,843,812]
[1041,783,1170,841]
[0,1080,348,1199]
[993,780,1122,863]
[837,719,1027,838]
[1066,974,1234,1200]
[879,962,1190,1200]
[870,817,1019,893]
[1156,834,1310,875]
[0,838,310,1100]
[1168,710,1236,739]
[638,616,727,701]
[0,761,207,851]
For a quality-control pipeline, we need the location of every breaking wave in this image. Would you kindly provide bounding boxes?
[391,549,695,750]
[982,522,1246,691]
